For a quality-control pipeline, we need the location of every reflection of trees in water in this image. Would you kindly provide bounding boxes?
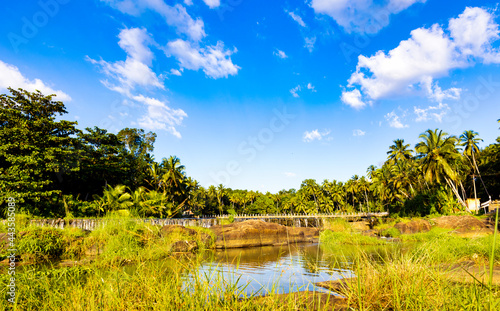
[203,243,324,268]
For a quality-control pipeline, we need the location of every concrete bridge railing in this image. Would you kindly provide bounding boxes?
[13,212,388,232]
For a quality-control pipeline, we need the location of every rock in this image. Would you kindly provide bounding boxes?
[171,240,198,253]
[433,216,490,233]
[209,220,319,249]
[394,219,431,234]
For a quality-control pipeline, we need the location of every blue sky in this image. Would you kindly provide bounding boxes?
[1,0,500,193]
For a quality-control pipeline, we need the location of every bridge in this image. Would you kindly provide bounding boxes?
[25,212,389,231]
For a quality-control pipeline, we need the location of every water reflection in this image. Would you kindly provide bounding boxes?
[191,243,354,296]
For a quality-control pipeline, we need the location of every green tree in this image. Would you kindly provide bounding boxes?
[0,88,79,215]
[387,139,413,163]
[415,129,465,208]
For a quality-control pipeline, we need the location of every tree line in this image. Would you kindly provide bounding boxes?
[1,88,499,218]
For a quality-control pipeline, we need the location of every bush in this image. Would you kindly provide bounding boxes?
[381,227,401,238]
[17,227,66,262]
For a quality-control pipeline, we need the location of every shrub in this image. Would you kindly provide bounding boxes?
[17,227,65,262]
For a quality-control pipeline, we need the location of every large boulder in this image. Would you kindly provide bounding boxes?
[394,219,431,234]
[433,216,489,233]
[209,220,319,249]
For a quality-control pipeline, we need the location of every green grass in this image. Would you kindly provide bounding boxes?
[320,230,387,246]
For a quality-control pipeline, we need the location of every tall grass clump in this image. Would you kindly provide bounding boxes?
[0,258,334,310]
[321,230,386,246]
[323,218,353,232]
[334,250,500,310]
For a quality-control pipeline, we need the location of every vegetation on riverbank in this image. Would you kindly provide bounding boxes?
[1,89,500,219]
[0,213,499,310]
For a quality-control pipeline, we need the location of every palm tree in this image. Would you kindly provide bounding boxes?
[161,156,186,189]
[366,165,377,180]
[460,130,484,210]
[216,184,226,213]
[459,130,483,174]
[415,129,466,207]
[387,139,413,163]
[99,184,133,212]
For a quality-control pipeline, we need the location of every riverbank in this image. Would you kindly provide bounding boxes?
[1,215,500,310]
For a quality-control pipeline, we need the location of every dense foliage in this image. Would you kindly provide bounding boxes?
[1,88,499,218]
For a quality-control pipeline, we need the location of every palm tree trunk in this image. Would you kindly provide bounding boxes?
[445,177,467,208]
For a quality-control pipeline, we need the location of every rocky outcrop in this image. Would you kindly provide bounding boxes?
[394,219,431,234]
[209,220,319,249]
[433,216,490,233]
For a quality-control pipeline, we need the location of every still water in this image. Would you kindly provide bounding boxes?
[189,243,355,296]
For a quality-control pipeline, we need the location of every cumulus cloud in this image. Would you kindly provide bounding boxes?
[88,27,187,138]
[101,0,205,41]
[202,0,220,9]
[133,95,187,138]
[353,129,366,136]
[287,10,306,27]
[0,60,71,101]
[385,109,408,129]
[290,85,301,98]
[303,129,331,142]
[341,89,366,109]
[165,39,240,79]
[170,68,183,76]
[307,83,316,92]
[274,49,288,59]
[342,7,500,110]
[310,0,426,34]
[87,28,163,94]
[414,103,449,122]
[284,172,296,177]
[304,36,316,52]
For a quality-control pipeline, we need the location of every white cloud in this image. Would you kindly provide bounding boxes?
[101,1,205,42]
[290,85,301,98]
[284,172,296,177]
[165,39,240,79]
[420,76,461,103]
[303,129,331,142]
[449,7,500,62]
[307,83,316,92]
[184,0,193,5]
[310,0,426,34]
[353,129,366,136]
[274,49,288,59]
[88,27,186,138]
[170,68,183,76]
[304,36,316,52]
[0,60,71,101]
[287,11,306,27]
[202,0,220,9]
[385,110,408,129]
[133,94,187,138]
[341,89,366,109]
[414,102,449,122]
[343,7,500,109]
[87,28,163,94]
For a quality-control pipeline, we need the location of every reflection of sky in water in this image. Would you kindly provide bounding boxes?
[187,243,354,296]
